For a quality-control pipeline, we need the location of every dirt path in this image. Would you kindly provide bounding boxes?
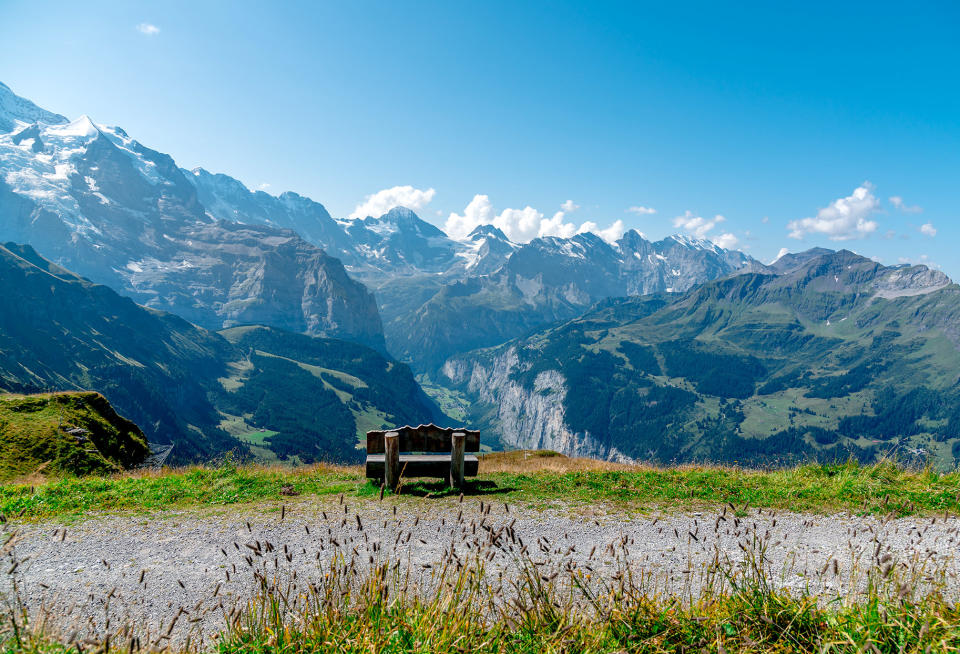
[2,497,959,647]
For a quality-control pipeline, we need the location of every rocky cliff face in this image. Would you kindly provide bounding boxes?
[119,220,384,347]
[441,251,960,468]
[442,348,635,461]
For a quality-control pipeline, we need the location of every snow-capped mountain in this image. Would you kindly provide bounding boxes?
[0,80,764,369]
[342,206,463,274]
[188,167,357,258]
[618,231,757,294]
[0,82,383,348]
[0,81,68,132]
[185,169,474,278]
[168,134,760,296]
[459,224,519,276]
[180,161,759,299]
[385,229,761,370]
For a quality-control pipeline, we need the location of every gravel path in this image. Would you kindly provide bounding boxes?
[2,497,959,647]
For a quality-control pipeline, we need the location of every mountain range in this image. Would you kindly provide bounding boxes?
[0,242,442,464]
[0,83,383,349]
[3,80,959,469]
[0,80,770,373]
[441,250,960,468]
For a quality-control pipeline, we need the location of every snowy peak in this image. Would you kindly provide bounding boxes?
[466,224,511,243]
[665,232,724,254]
[340,207,463,275]
[522,231,619,264]
[0,81,68,133]
[0,84,384,349]
[356,206,445,238]
[48,114,101,138]
[456,224,518,276]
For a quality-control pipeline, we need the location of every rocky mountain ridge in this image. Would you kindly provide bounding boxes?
[442,250,960,468]
[0,242,442,463]
[0,83,384,348]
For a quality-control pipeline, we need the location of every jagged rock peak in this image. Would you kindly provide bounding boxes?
[466,224,511,242]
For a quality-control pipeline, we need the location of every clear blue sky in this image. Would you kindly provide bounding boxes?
[2,1,958,272]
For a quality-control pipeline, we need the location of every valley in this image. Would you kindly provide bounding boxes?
[2,5,958,653]
[442,251,960,468]
[2,79,960,471]
[0,242,441,465]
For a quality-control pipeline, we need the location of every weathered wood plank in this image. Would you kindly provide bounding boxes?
[366,454,479,479]
[384,431,400,490]
[367,424,480,454]
[449,432,465,489]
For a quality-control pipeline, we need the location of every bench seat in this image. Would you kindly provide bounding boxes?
[365,453,479,478]
[365,424,481,489]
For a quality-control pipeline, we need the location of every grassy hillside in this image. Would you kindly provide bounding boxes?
[0,242,238,461]
[0,392,149,479]
[0,243,445,465]
[0,452,957,520]
[444,251,960,468]
[216,326,445,463]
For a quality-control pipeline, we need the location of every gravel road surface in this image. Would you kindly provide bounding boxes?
[2,497,958,647]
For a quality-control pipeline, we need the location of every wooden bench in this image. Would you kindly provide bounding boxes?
[366,424,480,490]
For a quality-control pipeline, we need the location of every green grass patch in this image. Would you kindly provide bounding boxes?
[489,461,960,516]
[0,463,368,520]
[234,429,279,445]
[0,392,149,479]
[0,457,958,521]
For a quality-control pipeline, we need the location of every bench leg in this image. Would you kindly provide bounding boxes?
[384,431,400,491]
[449,431,465,490]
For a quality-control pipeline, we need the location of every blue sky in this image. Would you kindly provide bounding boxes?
[2,1,958,272]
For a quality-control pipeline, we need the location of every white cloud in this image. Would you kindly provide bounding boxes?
[672,210,726,239]
[761,216,770,224]
[136,23,160,36]
[444,194,496,240]
[577,219,626,244]
[671,210,739,248]
[561,200,580,212]
[670,210,740,249]
[711,232,739,249]
[772,247,790,263]
[539,211,579,239]
[920,222,937,237]
[788,183,880,241]
[627,205,656,215]
[256,182,271,191]
[890,196,923,213]
[350,185,436,219]
[444,195,625,244]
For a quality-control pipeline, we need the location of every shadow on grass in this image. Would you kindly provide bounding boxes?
[396,478,516,498]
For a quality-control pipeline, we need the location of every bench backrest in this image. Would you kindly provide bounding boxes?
[366,424,480,454]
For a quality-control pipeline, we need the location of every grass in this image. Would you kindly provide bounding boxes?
[233,430,279,446]
[0,391,149,479]
[0,452,958,521]
[1,480,958,653]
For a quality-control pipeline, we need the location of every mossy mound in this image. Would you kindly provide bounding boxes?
[0,392,150,479]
